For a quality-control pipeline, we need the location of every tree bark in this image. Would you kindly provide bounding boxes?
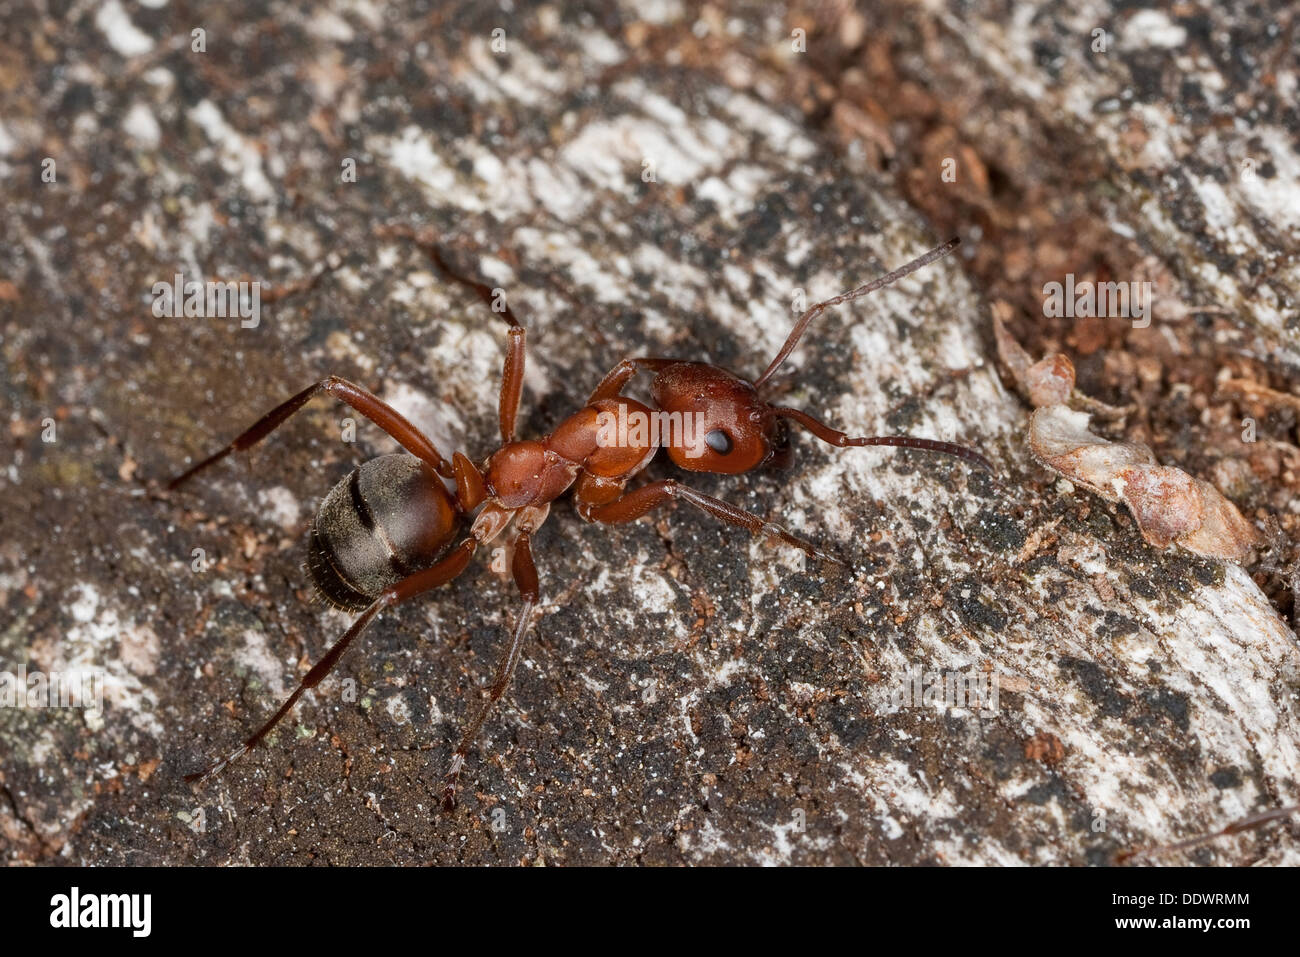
[0,0,1296,865]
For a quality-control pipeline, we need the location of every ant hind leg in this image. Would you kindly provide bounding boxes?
[185,537,478,786]
[169,375,453,489]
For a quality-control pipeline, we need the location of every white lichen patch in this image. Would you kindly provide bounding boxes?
[256,486,302,532]
[511,227,631,305]
[626,570,683,632]
[122,102,161,148]
[560,114,713,192]
[47,583,162,736]
[1120,9,1189,49]
[712,90,816,161]
[376,125,466,209]
[693,165,773,225]
[463,36,569,108]
[233,628,287,699]
[526,159,590,220]
[188,101,275,204]
[118,622,160,677]
[95,0,154,58]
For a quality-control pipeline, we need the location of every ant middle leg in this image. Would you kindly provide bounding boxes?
[169,375,454,489]
[579,480,843,565]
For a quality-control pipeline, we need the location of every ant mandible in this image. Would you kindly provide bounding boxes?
[171,234,991,810]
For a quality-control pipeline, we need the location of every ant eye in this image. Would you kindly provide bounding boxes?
[705,429,733,454]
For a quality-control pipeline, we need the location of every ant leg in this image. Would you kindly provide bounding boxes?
[498,326,526,444]
[376,224,527,444]
[772,406,993,471]
[169,375,453,489]
[442,505,548,811]
[375,225,523,332]
[580,480,843,565]
[753,238,960,389]
[451,451,487,511]
[184,536,479,785]
[1117,804,1300,863]
[587,357,677,403]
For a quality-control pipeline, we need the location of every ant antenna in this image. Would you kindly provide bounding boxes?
[753,237,961,390]
[772,405,994,471]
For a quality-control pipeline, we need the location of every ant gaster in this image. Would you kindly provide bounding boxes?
[171,235,990,809]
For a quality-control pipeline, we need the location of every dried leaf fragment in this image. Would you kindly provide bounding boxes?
[1000,321,1260,563]
[1025,354,1075,408]
[992,308,1075,406]
[1027,405,1258,562]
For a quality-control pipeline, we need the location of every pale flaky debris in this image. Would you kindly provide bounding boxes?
[990,304,1082,408]
[1028,406,1260,562]
[996,315,1259,562]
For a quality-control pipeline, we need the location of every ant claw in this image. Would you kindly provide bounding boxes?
[441,755,465,812]
[184,744,247,787]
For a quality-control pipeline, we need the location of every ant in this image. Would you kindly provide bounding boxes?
[170,234,991,810]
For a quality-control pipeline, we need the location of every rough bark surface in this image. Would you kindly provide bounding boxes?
[890,0,1300,364]
[1,1,1297,865]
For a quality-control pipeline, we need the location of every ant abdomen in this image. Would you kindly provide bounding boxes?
[306,454,462,611]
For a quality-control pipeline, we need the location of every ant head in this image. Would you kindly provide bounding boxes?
[650,363,778,474]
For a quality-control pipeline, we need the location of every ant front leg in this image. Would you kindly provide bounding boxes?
[169,375,454,489]
[586,357,677,403]
[376,223,527,445]
[443,504,548,811]
[578,479,843,565]
[498,325,526,444]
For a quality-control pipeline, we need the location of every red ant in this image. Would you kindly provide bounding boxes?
[171,235,990,810]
